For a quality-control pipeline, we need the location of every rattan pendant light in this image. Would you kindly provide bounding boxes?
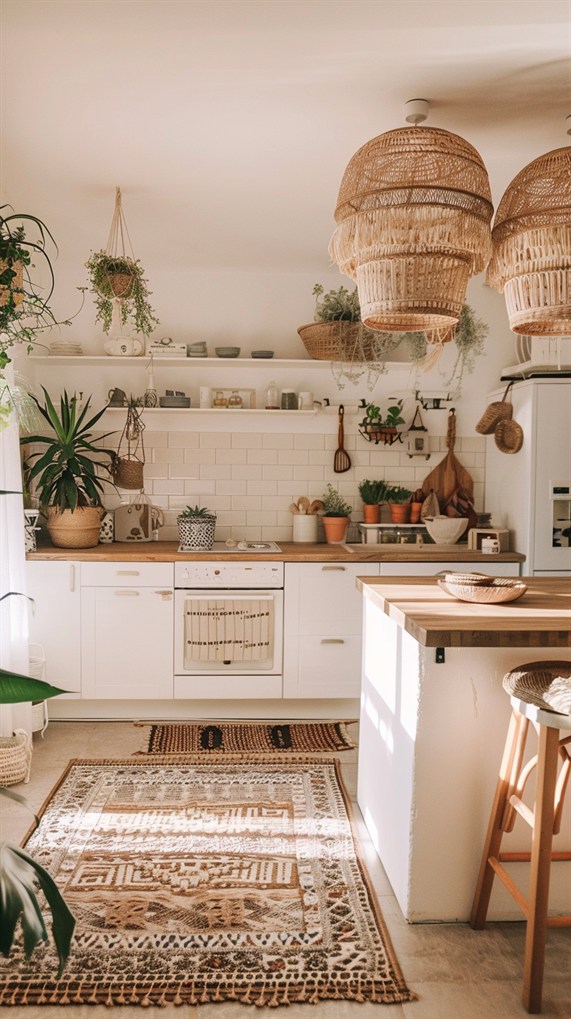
[329,100,493,333]
[487,135,571,335]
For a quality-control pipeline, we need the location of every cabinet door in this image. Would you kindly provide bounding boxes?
[283,562,378,698]
[81,586,173,699]
[26,561,81,695]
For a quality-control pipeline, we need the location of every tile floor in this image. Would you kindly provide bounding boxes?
[1,720,569,1019]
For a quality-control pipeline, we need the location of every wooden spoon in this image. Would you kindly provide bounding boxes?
[289,502,300,514]
[297,496,310,514]
[309,499,325,515]
[333,404,351,473]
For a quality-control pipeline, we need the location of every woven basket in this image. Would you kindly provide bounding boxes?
[112,455,144,490]
[487,147,571,335]
[177,514,217,550]
[494,418,524,454]
[106,269,135,299]
[329,126,493,331]
[297,321,386,361]
[0,730,33,786]
[46,506,102,548]
[475,382,514,435]
[437,577,527,604]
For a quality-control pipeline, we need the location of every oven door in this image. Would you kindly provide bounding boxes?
[174,589,283,675]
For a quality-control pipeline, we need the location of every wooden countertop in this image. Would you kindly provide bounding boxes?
[27,541,526,564]
[357,576,571,648]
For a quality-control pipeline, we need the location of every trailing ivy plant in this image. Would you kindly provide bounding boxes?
[85,251,159,337]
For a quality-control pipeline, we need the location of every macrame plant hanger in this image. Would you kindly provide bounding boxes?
[105,186,136,337]
[111,401,146,490]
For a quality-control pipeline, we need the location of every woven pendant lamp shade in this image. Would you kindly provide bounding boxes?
[487,146,571,335]
[329,126,493,332]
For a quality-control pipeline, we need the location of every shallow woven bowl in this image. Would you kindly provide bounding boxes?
[425,516,468,545]
[437,577,528,604]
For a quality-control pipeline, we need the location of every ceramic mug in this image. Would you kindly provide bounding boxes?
[104,336,144,356]
[298,391,314,410]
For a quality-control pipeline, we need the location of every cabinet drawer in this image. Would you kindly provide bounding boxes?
[81,562,174,587]
[286,562,378,631]
[296,635,362,698]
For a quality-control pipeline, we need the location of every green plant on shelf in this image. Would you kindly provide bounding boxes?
[322,483,352,517]
[385,485,412,504]
[358,479,390,505]
[178,505,215,518]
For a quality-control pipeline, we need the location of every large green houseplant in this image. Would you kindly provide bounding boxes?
[0,666,75,976]
[21,388,116,548]
[0,206,59,368]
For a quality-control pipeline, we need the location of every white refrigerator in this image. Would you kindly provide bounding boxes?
[484,377,571,575]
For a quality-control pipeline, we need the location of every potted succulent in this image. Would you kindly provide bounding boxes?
[321,483,352,544]
[177,504,217,551]
[85,250,159,339]
[20,388,116,548]
[358,400,405,445]
[0,206,59,367]
[385,485,413,524]
[358,479,390,524]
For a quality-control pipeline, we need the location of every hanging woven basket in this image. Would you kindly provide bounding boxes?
[329,126,493,332]
[112,402,145,490]
[297,321,381,361]
[112,454,145,490]
[487,146,571,336]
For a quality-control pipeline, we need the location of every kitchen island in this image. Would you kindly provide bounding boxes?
[356,576,570,923]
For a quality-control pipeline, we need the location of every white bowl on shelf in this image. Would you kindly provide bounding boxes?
[425,515,468,545]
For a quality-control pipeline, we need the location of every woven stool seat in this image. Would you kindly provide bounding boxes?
[503,661,571,720]
[471,659,571,1013]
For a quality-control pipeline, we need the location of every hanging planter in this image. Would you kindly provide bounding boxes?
[111,401,145,490]
[85,187,159,343]
[358,400,405,446]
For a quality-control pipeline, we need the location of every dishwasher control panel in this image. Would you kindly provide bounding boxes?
[174,561,284,589]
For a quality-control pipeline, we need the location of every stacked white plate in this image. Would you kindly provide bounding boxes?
[49,341,83,356]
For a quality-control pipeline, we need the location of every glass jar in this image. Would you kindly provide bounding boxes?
[281,389,297,410]
[265,381,279,410]
[228,390,242,408]
[213,390,228,408]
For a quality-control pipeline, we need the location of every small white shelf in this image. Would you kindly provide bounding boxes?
[102,407,319,415]
[26,355,409,370]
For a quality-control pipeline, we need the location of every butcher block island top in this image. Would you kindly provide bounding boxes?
[357,575,570,649]
[27,541,525,564]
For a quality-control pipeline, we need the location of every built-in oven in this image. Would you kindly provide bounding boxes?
[174,561,284,700]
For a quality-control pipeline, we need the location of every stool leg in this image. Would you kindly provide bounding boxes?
[471,710,528,928]
[522,724,560,1014]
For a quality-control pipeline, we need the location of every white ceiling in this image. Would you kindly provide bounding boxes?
[1,0,570,278]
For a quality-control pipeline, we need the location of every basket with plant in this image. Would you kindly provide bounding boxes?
[177,505,217,550]
[297,284,382,361]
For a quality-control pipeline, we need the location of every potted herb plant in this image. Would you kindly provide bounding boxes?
[321,483,352,544]
[297,283,381,362]
[85,251,159,339]
[20,388,116,548]
[358,479,390,524]
[0,206,59,367]
[358,400,405,445]
[385,485,413,524]
[177,505,217,551]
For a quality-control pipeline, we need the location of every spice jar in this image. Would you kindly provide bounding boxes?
[213,390,228,408]
[281,389,297,410]
[228,390,242,408]
[265,381,279,410]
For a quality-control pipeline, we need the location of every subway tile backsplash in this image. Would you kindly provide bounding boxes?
[105,427,486,543]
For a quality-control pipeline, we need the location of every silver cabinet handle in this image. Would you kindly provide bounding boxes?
[114,590,140,596]
[155,590,173,600]
[116,570,140,576]
[320,638,345,644]
[321,565,346,571]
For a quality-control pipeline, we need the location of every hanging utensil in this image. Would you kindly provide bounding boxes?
[333,404,351,473]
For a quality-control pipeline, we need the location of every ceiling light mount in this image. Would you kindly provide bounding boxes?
[405,98,429,125]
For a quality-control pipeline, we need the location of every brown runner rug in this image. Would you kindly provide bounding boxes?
[137,719,356,754]
[0,756,414,1008]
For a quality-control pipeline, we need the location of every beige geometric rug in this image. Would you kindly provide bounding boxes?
[136,719,357,755]
[0,756,414,1008]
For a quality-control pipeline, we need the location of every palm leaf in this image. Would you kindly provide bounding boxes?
[0,668,68,704]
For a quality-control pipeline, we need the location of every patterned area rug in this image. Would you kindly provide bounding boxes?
[0,756,414,1008]
[137,720,356,754]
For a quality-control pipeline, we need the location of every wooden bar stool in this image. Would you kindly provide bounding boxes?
[470,661,571,1013]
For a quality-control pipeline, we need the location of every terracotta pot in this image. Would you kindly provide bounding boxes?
[410,501,423,524]
[322,515,350,544]
[388,503,411,524]
[362,503,381,524]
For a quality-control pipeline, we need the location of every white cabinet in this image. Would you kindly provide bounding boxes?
[80,563,174,699]
[26,561,81,695]
[379,561,520,577]
[283,562,379,698]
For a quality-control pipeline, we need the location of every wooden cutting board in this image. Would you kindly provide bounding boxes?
[421,409,473,505]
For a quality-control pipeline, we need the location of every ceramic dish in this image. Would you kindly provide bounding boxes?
[251,350,274,358]
[159,396,191,408]
[215,346,241,358]
[437,577,527,604]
